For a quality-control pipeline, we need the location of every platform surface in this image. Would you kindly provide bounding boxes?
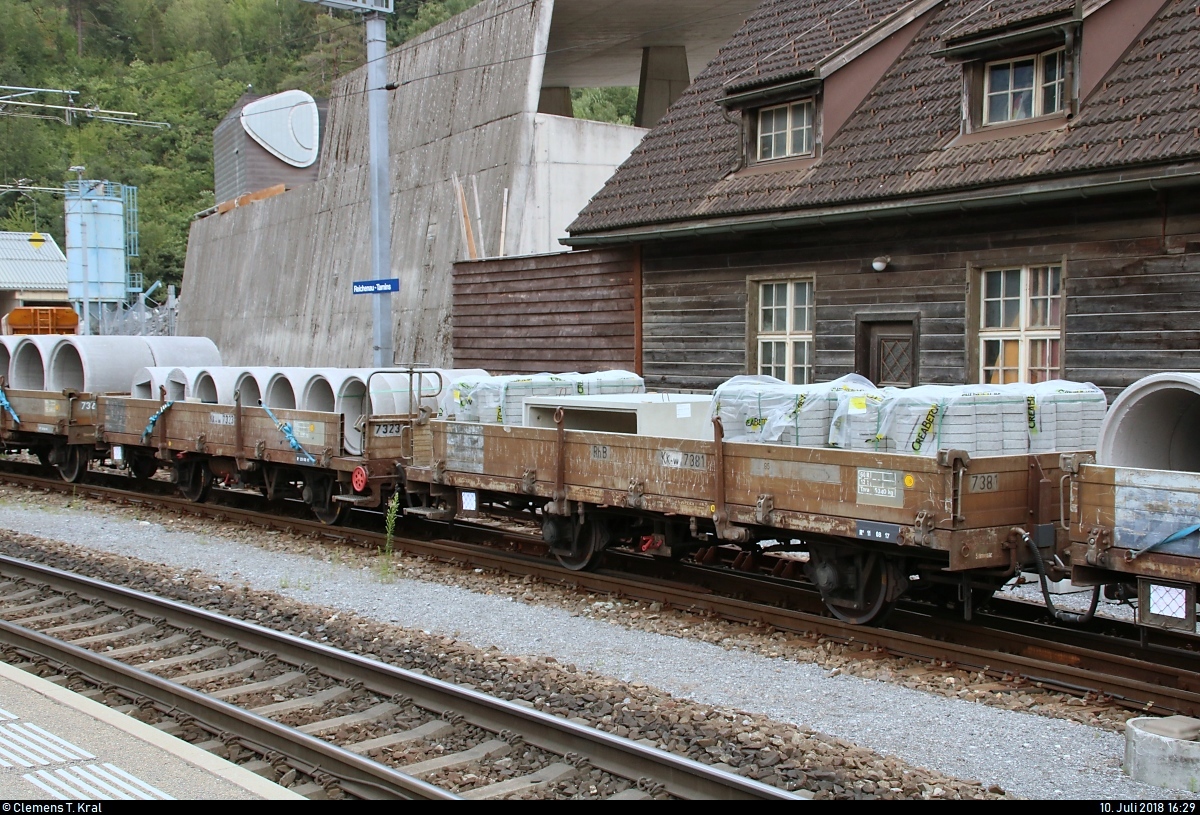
[0,660,303,800]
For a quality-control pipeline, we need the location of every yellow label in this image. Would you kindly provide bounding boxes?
[850,396,867,410]
[903,474,915,488]
[709,503,717,514]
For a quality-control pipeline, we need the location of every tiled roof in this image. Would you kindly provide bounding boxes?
[0,232,67,291]
[941,0,1075,44]
[569,0,1200,238]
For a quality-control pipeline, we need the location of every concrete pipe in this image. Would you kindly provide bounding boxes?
[264,368,320,410]
[165,367,207,402]
[192,367,242,405]
[370,369,489,415]
[47,336,156,394]
[234,368,276,408]
[1097,373,1200,471]
[10,335,68,390]
[302,369,374,455]
[142,336,221,368]
[131,367,177,400]
[0,335,28,386]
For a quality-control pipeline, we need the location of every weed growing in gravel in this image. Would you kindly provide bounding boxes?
[377,492,401,582]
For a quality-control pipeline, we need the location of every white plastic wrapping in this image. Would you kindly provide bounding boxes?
[711,374,876,445]
[458,370,644,426]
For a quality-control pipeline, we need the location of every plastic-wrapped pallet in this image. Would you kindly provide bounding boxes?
[581,369,646,397]
[439,372,497,421]
[710,375,807,443]
[447,371,645,426]
[768,374,878,447]
[831,385,1031,456]
[828,389,891,451]
[1023,380,1108,453]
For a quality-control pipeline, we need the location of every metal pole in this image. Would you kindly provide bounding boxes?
[365,11,394,368]
[80,217,91,336]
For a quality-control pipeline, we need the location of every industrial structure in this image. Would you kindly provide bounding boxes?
[0,232,70,321]
[179,0,762,368]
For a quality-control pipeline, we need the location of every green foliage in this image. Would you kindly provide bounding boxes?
[0,0,474,293]
[572,87,639,126]
[378,490,401,581]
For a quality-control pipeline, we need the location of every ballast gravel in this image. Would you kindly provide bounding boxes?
[0,492,1190,801]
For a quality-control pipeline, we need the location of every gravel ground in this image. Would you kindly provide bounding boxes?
[0,487,1191,800]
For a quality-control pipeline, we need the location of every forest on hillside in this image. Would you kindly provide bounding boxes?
[0,0,635,294]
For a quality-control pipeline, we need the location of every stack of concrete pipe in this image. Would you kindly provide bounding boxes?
[1097,372,1200,470]
[165,366,488,456]
[4,335,221,393]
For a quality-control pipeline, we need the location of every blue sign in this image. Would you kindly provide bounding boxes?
[353,278,400,294]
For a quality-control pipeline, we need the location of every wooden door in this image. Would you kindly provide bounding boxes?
[866,321,917,387]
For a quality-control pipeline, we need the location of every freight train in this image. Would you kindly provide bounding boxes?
[0,333,1195,633]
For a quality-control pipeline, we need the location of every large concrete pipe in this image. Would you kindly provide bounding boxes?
[47,336,155,394]
[131,367,177,400]
[166,367,207,402]
[142,336,221,368]
[370,369,489,414]
[10,336,68,390]
[264,368,320,410]
[302,369,374,455]
[1098,373,1200,470]
[192,367,241,405]
[0,335,28,386]
[234,368,276,407]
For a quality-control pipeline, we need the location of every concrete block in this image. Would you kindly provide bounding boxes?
[1125,716,1200,792]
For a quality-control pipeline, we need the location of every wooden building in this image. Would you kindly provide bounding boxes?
[546,0,1200,398]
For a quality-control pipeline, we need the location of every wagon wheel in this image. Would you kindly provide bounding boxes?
[555,518,610,571]
[814,550,902,626]
[129,452,159,480]
[56,445,89,484]
[311,478,347,526]
[177,460,212,503]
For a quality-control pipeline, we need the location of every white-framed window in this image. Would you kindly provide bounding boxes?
[983,48,1065,125]
[757,280,814,384]
[979,264,1063,384]
[757,100,815,161]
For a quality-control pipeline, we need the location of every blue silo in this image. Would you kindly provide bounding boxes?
[65,180,139,330]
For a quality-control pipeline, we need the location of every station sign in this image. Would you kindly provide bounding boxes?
[353,278,400,294]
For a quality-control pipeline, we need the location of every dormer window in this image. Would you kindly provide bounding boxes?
[983,48,1065,125]
[758,100,815,161]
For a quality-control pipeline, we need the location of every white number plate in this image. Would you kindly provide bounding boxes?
[658,450,707,470]
[210,413,235,426]
[373,422,406,437]
[590,444,610,462]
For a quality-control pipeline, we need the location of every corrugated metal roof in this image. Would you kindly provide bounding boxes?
[0,232,69,291]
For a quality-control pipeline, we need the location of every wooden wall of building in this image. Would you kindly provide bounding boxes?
[639,190,1200,397]
[452,248,638,374]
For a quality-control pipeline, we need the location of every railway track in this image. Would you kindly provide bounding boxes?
[0,554,798,801]
[2,462,1198,719]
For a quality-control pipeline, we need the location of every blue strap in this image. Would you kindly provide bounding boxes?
[0,385,20,425]
[1129,523,1200,560]
[141,400,175,443]
[259,401,316,464]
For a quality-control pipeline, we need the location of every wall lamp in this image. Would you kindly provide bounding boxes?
[871,256,891,272]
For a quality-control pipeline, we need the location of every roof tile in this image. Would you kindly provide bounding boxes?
[570,0,1200,238]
